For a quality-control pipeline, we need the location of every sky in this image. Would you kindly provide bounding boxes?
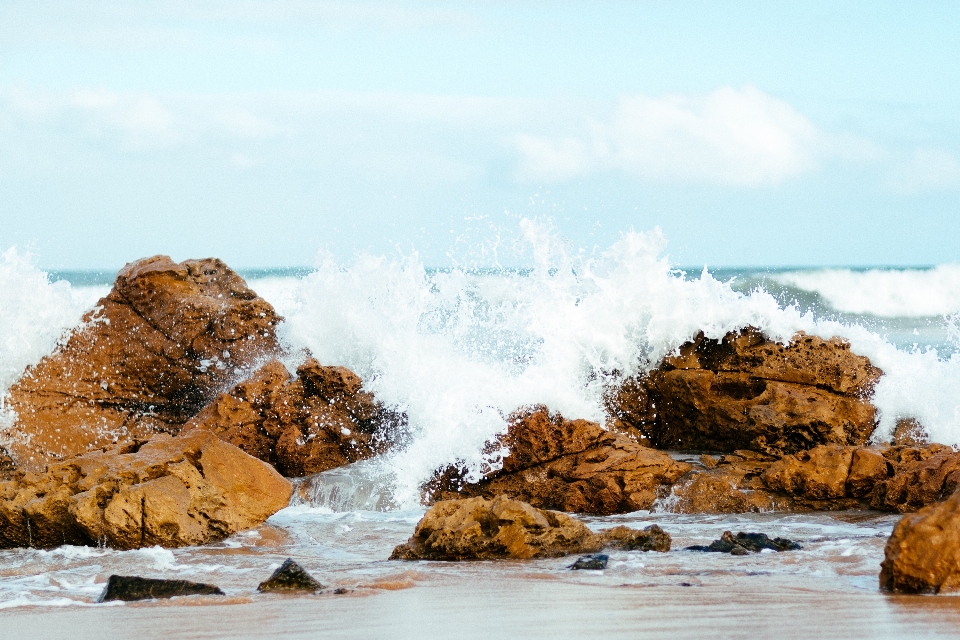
[1,1,959,270]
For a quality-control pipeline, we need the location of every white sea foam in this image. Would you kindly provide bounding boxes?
[772,264,960,317]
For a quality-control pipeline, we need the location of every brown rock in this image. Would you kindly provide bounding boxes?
[427,406,691,515]
[846,447,892,498]
[761,445,855,500]
[892,418,929,446]
[390,496,604,561]
[605,327,882,456]
[0,430,292,550]
[183,358,403,477]
[872,447,960,513]
[601,524,671,551]
[666,468,779,514]
[881,490,960,593]
[4,256,281,471]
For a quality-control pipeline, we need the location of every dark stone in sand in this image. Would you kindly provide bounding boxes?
[98,575,224,602]
[601,524,671,552]
[257,558,324,592]
[569,554,609,570]
[687,531,801,554]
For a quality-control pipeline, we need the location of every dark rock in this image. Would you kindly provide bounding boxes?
[687,531,800,554]
[97,575,224,602]
[569,554,609,570]
[257,558,324,592]
[601,524,671,552]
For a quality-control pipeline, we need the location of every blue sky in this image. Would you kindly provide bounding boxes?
[1,1,959,269]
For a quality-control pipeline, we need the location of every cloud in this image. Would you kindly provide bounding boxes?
[515,85,827,186]
[888,147,960,194]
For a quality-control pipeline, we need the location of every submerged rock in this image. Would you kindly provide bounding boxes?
[257,558,324,592]
[601,524,671,552]
[881,490,960,593]
[605,327,882,457]
[183,358,404,477]
[390,496,604,561]
[426,406,691,515]
[0,430,292,550]
[687,531,801,554]
[98,575,224,602]
[569,554,609,570]
[4,256,282,471]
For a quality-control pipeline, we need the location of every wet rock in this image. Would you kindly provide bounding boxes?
[98,575,224,602]
[687,531,801,554]
[183,359,403,477]
[761,445,856,500]
[389,496,604,561]
[665,452,783,514]
[601,524,671,552]
[569,554,609,570]
[4,256,282,471]
[426,406,691,515]
[871,446,960,513]
[257,558,324,592]
[892,418,929,446]
[881,490,960,593]
[0,429,292,550]
[606,327,881,457]
[846,447,892,498]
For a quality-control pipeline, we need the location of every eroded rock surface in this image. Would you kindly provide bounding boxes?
[881,490,960,593]
[98,575,224,602]
[427,406,691,515]
[0,430,292,550]
[687,531,801,554]
[257,558,324,592]
[4,256,282,471]
[606,327,882,457]
[183,358,403,477]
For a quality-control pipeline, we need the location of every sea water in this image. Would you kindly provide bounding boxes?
[2,225,960,634]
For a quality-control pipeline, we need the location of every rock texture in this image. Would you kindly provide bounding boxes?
[601,524,671,552]
[257,558,324,592]
[606,327,882,457]
[0,430,292,550]
[4,256,281,471]
[426,406,691,515]
[182,359,403,477]
[98,575,224,602]
[881,490,960,593]
[687,531,801,554]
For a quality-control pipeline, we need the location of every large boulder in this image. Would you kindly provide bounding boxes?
[426,406,691,515]
[605,327,882,456]
[3,256,282,471]
[0,429,292,550]
[182,359,403,477]
[881,490,960,593]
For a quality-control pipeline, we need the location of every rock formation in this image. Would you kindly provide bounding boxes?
[257,558,324,592]
[687,531,801,554]
[605,327,882,457]
[182,358,403,477]
[4,256,282,471]
[0,429,292,550]
[426,406,691,515]
[881,490,960,593]
[98,575,224,602]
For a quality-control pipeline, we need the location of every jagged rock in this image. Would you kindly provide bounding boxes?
[98,575,224,602]
[881,490,960,593]
[892,418,929,446]
[257,558,324,592]
[601,524,671,551]
[605,327,882,457]
[687,531,801,554]
[569,554,609,570]
[871,446,960,513]
[183,359,403,477]
[390,496,605,561]
[425,406,691,516]
[4,256,282,471]
[761,445,856,500]
[0,429,292,550]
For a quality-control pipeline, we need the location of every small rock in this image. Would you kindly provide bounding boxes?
[687,531,801,554]
[569,554,609,570]
[601,524,671,552]
[257,558,324,592]
[98,575,224,602]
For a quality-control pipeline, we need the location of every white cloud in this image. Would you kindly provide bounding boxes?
[889,147,960,194]
[516,85,826,186]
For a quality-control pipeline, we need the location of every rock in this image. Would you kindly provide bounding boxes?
[687,531,801,554]
[881,490,960,593]
[0,429,292,550]
[389,496,604,561]
[183,358,403,477]
[605,327,882,457]
[760,445,856,500]
[601,524,671,551]
[98,575,224,602]
[871,446,960,513]
[257,558,324,592]
[892,418,929,446]
[846,447,892,498]
[569,554,609,570]
[4,256,282,471]
[426,406,691,515]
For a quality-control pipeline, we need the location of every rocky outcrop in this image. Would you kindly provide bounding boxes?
[601,524,671,551]
[98,575,224,602]
[0,430,292,550]
[182,359,403,477]
[605,327,882,457]
[257,558,324,592]
[426,406,691,515]
[881,490,960,593]
[687,531,801,555]
[4,256,282,471]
